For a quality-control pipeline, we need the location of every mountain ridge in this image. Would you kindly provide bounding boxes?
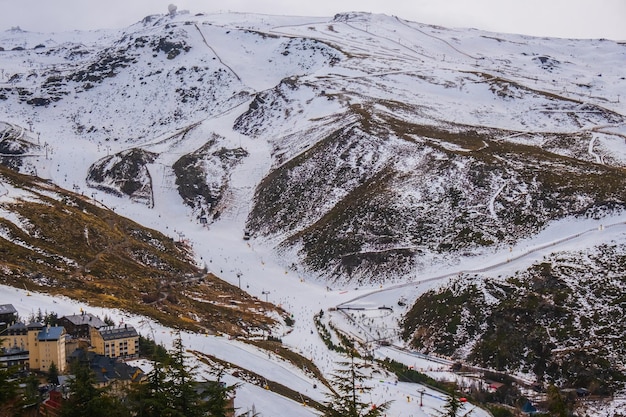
[1,10,626,413]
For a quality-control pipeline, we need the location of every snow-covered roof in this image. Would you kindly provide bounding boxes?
[0,304,17,316]
[98,325,138,340]
[61,313,106,328]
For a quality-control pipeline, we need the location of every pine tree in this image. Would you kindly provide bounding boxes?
[60,359,126,417]
[127,360,171,417]
[0,366,20,417]
[323,355,391,417]
[439,390,466,417]
[48,361,59,385]
[21,373,41,407]
[44,311,58,326]
[168,332,207,417]
[103,314,115,326]
[203,367,238,417]
[60,360,102,417]
[138,334,168,361]
[130,333,239,417]
[546,384,568,417]
[131,332,209,417]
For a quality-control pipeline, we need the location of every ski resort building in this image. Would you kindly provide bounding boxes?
[58,313,106,339]
[0,304,17,331]
[90,324,140,359]
[0,321,67,372]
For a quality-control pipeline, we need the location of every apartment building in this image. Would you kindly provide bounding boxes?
[0,321,67,373]
[58,313,106,339]
[90,324,139,359]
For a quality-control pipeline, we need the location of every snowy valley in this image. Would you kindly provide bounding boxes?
[1,9,626,416]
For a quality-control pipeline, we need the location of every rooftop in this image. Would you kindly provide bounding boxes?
[99,324,138,340]
[70,350,144,384]
[61,313,106,328]
[37,326,66,341]
[0,304,17,316]
[6,322,27,331]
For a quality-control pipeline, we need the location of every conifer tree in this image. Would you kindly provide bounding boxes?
[546,384,568,417]
[60,360,101,417]
[21,373,41,408]
[167,332,207,417]
[323,354,391,417]
[103,315,115,326]
[0,366,20,417]
[60,359,126,417]
[48,361,59,385]
[127,359,170,417]
[439,390,466,417]
[129,333,240,417]
[44,311,58,326]
[203,367,238,417]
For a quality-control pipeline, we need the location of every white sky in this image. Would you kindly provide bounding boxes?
[0,0,624,40]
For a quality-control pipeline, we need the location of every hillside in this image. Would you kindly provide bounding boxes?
[1,12,625,284]
[0,164,282,335]
[1,9,626,416]
[402,244,626,394]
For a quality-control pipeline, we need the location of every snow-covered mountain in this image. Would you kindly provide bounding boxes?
[2,9,626,415]
[2,11,625,283]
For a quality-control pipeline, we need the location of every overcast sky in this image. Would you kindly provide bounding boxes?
[0,0,624,40]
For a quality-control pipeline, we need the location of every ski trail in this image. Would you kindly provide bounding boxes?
[145,162,190,222]
[215,138,271,226]
[587,135,603,164]
[488,183,506,219]
[394,16,480,60]
[270,21,428,63]
[338,219,626,307]
[194,24,242,82]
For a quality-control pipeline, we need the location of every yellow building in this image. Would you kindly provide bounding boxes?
[1,322,67,373]
[90,324,139,359]
[2,322,29,351]
[28,323,67,373]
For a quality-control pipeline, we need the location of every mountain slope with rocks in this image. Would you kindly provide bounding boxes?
[1,9,626,415]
